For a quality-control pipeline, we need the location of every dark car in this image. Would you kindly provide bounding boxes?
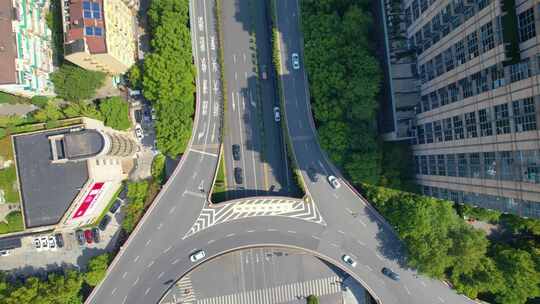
[134,109,142,123]
[92,228,101,243]
[99,215,111,231]
[75,230,85,246]
[232,144,240,161]
[109,200,121,214]
[381,267,400,281]
[307,167,318,182]
[234,167,243,184]
[84,230,93,244]
[55,233,64,248]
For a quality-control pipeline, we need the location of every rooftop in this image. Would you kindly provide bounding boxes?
[14,128,89,228]
[64,0,107,54]
[0,0,17,85]
[64,129,105,160]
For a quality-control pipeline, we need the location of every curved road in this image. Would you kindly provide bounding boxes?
[86,1,475,304]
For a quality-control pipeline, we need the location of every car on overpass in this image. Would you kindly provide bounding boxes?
[291,53,300,70]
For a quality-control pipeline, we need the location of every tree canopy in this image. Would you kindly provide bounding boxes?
[50,64,105,102]
[99,97,131,130]
[84,254,110,287]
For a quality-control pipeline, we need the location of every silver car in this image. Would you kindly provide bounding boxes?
[291,53,300,70]
[327,175,341,189]
[342,254,357,267]
[190,250,206,262]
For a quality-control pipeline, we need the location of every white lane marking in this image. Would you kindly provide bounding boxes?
[158,272,165,279]
[231,91,236,111]
[267,228,277,232]
[330,243,339,248]
[132,276,139,286]
[357,240,366,246]
[346,208,353,214]
[147,260,154,268]
[164,246,172,253]
[157,223,163,230]
[226,233,235,237]
[287,230,296,234]
[190,149,218,157]
[145,239,151,247]
[145,288,151,295]
[420,280,427,287]
[233,54,237,63]
[169,206,176,214]
[312,235,320,240]
[111,288,117,295]
[358,219,367,227]
[172,259,180,265]
[122,272,128,279]
[404,285,411,295]
[208,239,215,244]
[244,71,248,79]
[121,295,127,304]
[235,72,238,80]
[247,230,255,233]
[337,230,345,234]
[375,253,383,261]
[133,255,139,262]
[183,190,206,198]
[438,296,445,302]
[366,265,372,271]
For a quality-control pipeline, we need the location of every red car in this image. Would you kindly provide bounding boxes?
[84,230,93,244]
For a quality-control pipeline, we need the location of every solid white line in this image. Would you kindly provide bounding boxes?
[145,239,151,247]
[122,272,128,279]
[145,288,151,295]
[132,276,139,286]
[164,246,172,253]
[147,260,154,268]
[133,255,139,262]
[337,230,345,234]
[191,148,218,157]
[208,239,215,244]
[172,259,180,265]
[287,230,296,234]
[311,235,320,240]
[358,219,367,227]
[111,288,117,295]
[158,272,164,279]
[404,285,411,295]
[226,233,235,238]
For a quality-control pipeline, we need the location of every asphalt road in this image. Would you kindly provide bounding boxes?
[85,1,477,304]
[221,0,290,199]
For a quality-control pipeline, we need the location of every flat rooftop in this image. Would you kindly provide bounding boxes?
[14,128,89,228]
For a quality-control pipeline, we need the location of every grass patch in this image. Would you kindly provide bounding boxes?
[211,152,227,203]
[0,92,29,104]
[0,166,20,204]
[0,211,24,234]
[0,136,14,162]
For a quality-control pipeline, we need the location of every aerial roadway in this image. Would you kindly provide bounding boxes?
[85,0,475,304]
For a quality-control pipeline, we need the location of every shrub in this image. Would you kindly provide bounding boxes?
[51,64,105,102]
[99,97,131,130]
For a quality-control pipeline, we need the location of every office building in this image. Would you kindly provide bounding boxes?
[0,0,55,97]
[61,0,136,75]
[382,0,540,218]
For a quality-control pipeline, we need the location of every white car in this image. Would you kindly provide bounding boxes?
[40,236,48,250]
[342,254,357,267]
[33,238,42,251]
[135,124,144,141]
[48,236,57,251]
[291,53,300,70]
[190,250,206,262]
[273,106,281,122]
[327,175,341,189]
[0,250,10,257]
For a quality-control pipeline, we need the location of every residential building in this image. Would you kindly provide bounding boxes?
[0,0,55,97]
[61,0,136,75]
[382,0,540,218]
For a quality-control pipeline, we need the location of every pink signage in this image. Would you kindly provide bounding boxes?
[72,183,105,219]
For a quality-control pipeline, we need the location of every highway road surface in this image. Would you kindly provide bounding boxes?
[85,1,477,304]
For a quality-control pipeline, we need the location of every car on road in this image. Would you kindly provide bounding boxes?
[273,106,281,122]
[75,230,85,246]
[291,53,300,70]
[48,236,56,250]
[190,250,206,262]
[260,64,268,80]
[109,200,121,214]
[0,250,11,257]
[134,109,142,124]
[234,167,243,184]
[382,267,400,281]
[55,233,64,248]
[327,175,341,189]
[84,230,93,244]
[307,167,318,182]
[33,238,42,251]
[151,108,157,120]
[232,144,241,161]
[135,124,144,141]
[92,228,101,243]
[342,254,357,267]
[99,215,111,231]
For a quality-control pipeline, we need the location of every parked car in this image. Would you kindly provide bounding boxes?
[40,236,48,250]
[291,53,300,70]
[55,233,64,248]
[109,200,121,214]
[84,230,93,244]
[99,215,111,231]
[0,250,11,257]
[134,109,142,123]
[273,106,281,122]
[190,250,206,262]
[92,228,101,243]
[151,108,157,120]
[33,238,42,251]
[135,124,144,141]
[48,236,56,250]
[75,230,85,246]
[232,144,241,161]
[327,175,341,189]
[307,167,318,182]
[342,254,357,267]
[234,167,243,184]
[260,64,268,80]
[129,89,141,97]
[382,267,400,281]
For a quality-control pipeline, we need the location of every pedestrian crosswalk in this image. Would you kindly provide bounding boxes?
[174,276,197,303]
[196,276,341,304]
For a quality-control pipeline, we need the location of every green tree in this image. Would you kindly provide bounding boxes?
[51,64,105,101]
[493,247,540,304]
[30,96,50,108]
[84,254,110,287]
[32,103,65,122]
[127,64,143,89]
[122,181,150,232]
[306,295,319,304]
[62,102,104,120]
[151,154,166,185]
[99,97,131,130]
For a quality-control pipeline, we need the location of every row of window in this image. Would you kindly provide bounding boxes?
[415,97,538,146]
[414,149,540,184]
[418,19,500,85]
[82,1,101,20]
[406,0,493,57]
[85,26,103,37]
[421,186,540,218]
[417,57,533,114]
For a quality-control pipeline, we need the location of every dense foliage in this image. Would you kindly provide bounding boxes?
[51,64,105,102]
[364,185,540,303]
[99,97,131,130]
[122,181,150,232]
[143,0,195,157]
[151,154,167,185]
[84,254,110,287]
[301,0,382,185]
[0,211,23,234]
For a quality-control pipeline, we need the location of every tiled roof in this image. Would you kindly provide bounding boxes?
[65,0,107,54]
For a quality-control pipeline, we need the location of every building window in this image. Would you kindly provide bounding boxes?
[520,150,540,183]
[453,115,464,140]
[447,154,457,177]
[423,23,432,50]
[513,97,537,132]
[439,87,449,106]
[443,48,454,71]
[510,59,531,83]
[85,27,94,36]
[483,152,497,179]
[490,64,506,88]
[420,155,428,174]
[518,8,536,43]
[414,156,420,174]
[460,78,473,98]
[458,153,468,177]
[420,0,428,13]
[455,40,466,65]
[412,0,420,20]
[415,31,423,55]
[426,60,435,81]
[428,155,437,175]
[499,151,514,181]
[480,21,495,52]
[433,120,443,142]
[405,6,412,27]
[421,95,430,112]
[443,118,453,141]
[83,1,101,19]
[430,91,439,109]
[479,108,493,136]
[465,111,478,138]
[435,54,444,76]
[478,0,491,10]
[449,83,459,102]
[467,32,479,59]
[494,103,511,134]
[470,153,481,178]
[417,124,425,144]
[420,64,426,83]
[437,155,446,176]
[425,122,434,144]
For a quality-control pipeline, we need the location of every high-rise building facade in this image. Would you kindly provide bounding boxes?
[61,0,136,75]
[383,0,540,218]
[0,0,55,97]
